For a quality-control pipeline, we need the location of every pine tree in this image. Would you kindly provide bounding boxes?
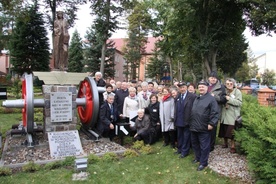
[68,30,84,72]
[146,45,167,82]
[84,23,115,78]
[124,1,151,80]
[9,3,50,75]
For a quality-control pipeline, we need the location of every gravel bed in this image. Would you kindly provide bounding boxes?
[209,145,255,183]
[1,131,126,165]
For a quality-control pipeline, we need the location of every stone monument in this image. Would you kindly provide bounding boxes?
[53,11,70,71]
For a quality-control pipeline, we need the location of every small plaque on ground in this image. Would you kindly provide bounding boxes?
[50,92,72,122]
[48,130,84,158]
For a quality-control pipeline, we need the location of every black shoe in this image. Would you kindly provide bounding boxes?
[163,143,169,147]
[179,154,188,158]
[170,144,176,149]
[174,151,181,155]
[210,147,214,152]
[192,159,199,164]
[197,165,206,171]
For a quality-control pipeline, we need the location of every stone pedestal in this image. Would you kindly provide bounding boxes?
[257,88,276,107]
[241,86,252,94]
[43,85,78,136]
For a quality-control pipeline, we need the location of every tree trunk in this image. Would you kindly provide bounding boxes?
[100,0,111,78]
[100,42,106,76]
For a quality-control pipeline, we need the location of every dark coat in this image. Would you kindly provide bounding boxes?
[97,101,117,134]
[145,102,160,127]
[190,93,219,132]
[95,78,106,87]
[114,89,129,115]
[208,80,227,117]
[174,92,196,127]
[94,78,106,105]
[135,114,151,135]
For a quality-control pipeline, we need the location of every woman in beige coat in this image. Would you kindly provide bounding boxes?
[218,78,242,153]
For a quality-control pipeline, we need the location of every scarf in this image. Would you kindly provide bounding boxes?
[162,94,171,102]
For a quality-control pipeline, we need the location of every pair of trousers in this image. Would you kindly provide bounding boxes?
[163,130,176,146]
[191,131,211,166]
[177,126,191,156]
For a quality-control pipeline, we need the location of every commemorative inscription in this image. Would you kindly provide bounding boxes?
[50,92,72,122]
[48,130,83,158]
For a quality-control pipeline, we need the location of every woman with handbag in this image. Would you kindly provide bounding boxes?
[218,78,242,153]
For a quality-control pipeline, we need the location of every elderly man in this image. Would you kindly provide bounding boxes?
[94,72,106,105]
[208,71,227,151]
[190,80,219,171]
[97,94,117,141]
[114,82,129,117]
[174,82,196,158]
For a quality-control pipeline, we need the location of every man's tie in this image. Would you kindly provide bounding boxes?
[110,104,113,115]
[181,94,184,103]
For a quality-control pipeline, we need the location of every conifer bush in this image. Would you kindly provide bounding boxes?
[235,94,276,183]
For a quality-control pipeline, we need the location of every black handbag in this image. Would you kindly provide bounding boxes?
[235,115,242,129]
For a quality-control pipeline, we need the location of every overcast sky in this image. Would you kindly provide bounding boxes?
[67,4,276,58]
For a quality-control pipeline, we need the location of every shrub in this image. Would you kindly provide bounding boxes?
[44,161,63,170]
[140,145,153,155]
[0,167,12,176]
[122,149,139,158]
[34,112,43,122]
[87,154,100,164]
[62,156,75,166]
[101,152,118,162]
[22,161,40,172]
[132,140,144,150]
[235,94,276,183]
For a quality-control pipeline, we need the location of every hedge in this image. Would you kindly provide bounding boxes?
[235,94,276,183]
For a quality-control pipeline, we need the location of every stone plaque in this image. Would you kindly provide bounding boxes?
[48,130,83,158]
[51,92,72,122]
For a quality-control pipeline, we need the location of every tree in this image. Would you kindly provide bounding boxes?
[9,2,50,75]
[84,24,115,78]
[68,30,84,72]
[0,13,12,51]
[146,45,167,82]
[124,0,151,80]
[241,0,276,35]
[235,48,258,82]
[90,0,125,77]
[150,0,248,80]
[262,69,275,86]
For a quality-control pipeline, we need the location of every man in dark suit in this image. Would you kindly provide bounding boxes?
[174,82,196,158]
[97,94,117,141]
[114,82,129,117]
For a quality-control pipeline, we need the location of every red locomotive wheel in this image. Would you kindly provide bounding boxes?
[77,77,99,128]
[21,74,34,133]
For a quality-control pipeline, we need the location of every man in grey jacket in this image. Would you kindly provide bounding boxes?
[190,80,219,171]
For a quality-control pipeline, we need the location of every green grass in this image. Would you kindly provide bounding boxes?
[0,141,242,184]
[0,108,242,184]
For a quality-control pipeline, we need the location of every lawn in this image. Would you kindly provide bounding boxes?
[0,141,241,184]
[0,108,242,184]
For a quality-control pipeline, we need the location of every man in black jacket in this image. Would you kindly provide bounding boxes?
[114,82,129,118]
[97,94,117,141]
[208,71,227,151]
[174,82,196,158]
[190,80,219,171]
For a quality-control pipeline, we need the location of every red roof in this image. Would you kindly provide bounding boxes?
[108,37,160,54]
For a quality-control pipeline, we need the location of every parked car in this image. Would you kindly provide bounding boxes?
[269,85,276,90]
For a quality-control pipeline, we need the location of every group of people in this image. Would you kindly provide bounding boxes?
[93,71,242,171]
